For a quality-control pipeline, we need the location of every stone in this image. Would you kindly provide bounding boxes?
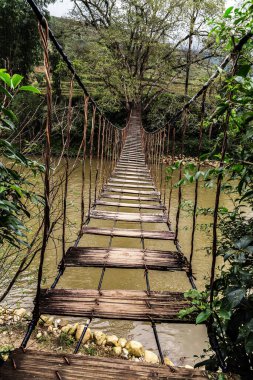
[106,335,118,347]
[144,350,159,364]
[36,332,42,339]
[61,324,72,334]
[93,330,107,346]
[54,319,61,328]
[14,308,26,319]
[58,318,69,328]
[45,316,54,326]
[113,346,122,356]
[184,365,194,369]
[118,338,127,348]
[75,325,91,344]
[68,323,79,336]
[40,315,49,324]
[126,341,144,358]
[47,325,54,333]
[0,318,4,325]
[164,357,175,367]
[122,348,129,358]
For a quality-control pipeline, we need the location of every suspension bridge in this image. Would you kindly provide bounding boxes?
[1,0,244,377]
[0,108,210,379]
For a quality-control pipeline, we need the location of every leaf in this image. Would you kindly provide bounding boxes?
[234,235,253,249]
[223,6,234,18]
[196,309,212,324]
[0,72,11,87]
[11,74,23,89]
[0,85,12,98]
[237,64,251,78]
[245,332,253,354]
[19,85,41,94]
[221,288,245,311]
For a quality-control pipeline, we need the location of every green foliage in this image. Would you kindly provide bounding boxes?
[0,0,55,77]
[177,1,253,377]
[0,69,44,248]
[58,332,75,348]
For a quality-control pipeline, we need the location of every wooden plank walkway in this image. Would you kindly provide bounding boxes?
[65,247,187,271]
[1,111,203,379]
[39,289,195,323]
[0,349,210,379]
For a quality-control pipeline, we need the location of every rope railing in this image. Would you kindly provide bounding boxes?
[21,10,128,348]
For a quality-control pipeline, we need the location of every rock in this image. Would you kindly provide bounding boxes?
[184,365,194,369]
[118,338,127,348]
[93,330,107,346]
[36,332,42,339]
[40,315,49,324]
[0,318,4,325]
[164,357,175,367]
[113,346,122,356]
[126,341,144,358]
[45,316,54,326]
[122,348,129,358]
[61,324,72,334]
[54,318,61,328]
[68,323,79,336]
[14,308,26,319]
[58,318,69,328]
[144,350,159,364]
[106,335,118,347]
[47,325,54,333]
[75,325,91,344]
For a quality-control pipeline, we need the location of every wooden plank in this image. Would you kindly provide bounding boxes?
[0,349,210,379]
[109,178,152,185]
[95,200,165,210]
[104,187,160,195]
[65,247,187,271]
[39,289,195,323]
[82,227,175,240]
[107,183,155,190]
[101,194,160,202]
[89,210,166,223]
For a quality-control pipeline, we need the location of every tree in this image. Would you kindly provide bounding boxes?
[71,0,223,111]
[0,0,55,77]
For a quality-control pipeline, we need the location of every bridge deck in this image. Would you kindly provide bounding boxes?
[65,247,187,270]
[1,112,202,379]
[0,349,209,380]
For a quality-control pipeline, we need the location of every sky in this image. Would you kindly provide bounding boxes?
[48,0,238,18]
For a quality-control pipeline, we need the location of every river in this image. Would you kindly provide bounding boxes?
[2,158,233,366]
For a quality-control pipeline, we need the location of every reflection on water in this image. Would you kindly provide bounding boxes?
[2,159,234,364]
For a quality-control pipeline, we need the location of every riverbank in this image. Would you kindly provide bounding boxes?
[0,306,176,366]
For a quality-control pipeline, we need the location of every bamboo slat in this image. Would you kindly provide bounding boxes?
[82,227,175,240]
[39,289,195,322]
[65,247,187,271]
[0,349,210,379]
[95,200,165,210]
[89,210,166,223]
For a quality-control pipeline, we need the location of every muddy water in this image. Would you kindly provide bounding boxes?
[3,159,233,366]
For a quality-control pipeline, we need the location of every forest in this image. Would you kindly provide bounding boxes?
[0,0,252,379]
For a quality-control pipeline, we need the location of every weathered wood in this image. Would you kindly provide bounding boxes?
[104,187,160,195]
[0,349,210,379]
[107,183,155,190]
[95,200,165,210]
[89,210,166,223]
[39,289,195,323]
[101,193,160,201]
[65,247,187,271]
[82,226,175,240]
[110,178,152,185]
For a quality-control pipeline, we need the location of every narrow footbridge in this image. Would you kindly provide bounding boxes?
[0,112,210,379]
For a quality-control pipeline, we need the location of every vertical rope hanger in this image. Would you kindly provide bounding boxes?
[189,91,206,277]
[80,96,89,229]
[62,78,74,262]
[21,20,52,348]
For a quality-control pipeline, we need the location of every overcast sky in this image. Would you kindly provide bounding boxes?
[48,0,238,18]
